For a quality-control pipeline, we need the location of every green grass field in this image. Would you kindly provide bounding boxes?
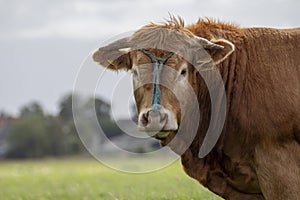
[0,157,222,200]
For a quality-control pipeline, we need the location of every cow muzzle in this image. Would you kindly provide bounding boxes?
[138,107,178,138]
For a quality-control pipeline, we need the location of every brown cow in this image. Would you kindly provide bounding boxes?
[93,17,300,200]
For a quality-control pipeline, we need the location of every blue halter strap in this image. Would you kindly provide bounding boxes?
[138,49,174,111]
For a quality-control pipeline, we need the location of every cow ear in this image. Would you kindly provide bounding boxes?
[92,37,132,71]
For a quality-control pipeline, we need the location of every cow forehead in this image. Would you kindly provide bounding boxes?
[133,50,184,71]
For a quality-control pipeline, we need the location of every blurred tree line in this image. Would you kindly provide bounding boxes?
[2,93,122,158]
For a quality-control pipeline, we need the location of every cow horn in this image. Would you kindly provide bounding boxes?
[194,36,224,50]
[99,37,133,51]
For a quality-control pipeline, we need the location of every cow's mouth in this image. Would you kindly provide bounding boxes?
[152,130,178,143]
[139,123,178,140]
[142,130,173,139]
[153,131,173,139]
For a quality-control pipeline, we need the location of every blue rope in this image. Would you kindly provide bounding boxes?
[138,49,174,111]
[152,61,163,110]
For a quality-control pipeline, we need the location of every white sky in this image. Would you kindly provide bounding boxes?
[0,0,299,116]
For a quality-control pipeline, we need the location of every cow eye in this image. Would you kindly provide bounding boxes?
[180,68,187,77]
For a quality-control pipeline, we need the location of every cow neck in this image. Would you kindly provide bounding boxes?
[138,49,174,111]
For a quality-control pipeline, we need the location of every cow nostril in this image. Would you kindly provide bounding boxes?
[141,113,149,127]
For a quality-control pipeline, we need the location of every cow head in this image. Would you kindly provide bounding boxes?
[93,21,234,143]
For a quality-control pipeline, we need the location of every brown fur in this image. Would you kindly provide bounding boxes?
[93,17,300,200]
[184,19,300,200]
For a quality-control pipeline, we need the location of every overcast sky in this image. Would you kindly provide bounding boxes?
[1,0,299,116]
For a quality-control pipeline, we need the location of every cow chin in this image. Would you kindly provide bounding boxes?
[158,131,177,146]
